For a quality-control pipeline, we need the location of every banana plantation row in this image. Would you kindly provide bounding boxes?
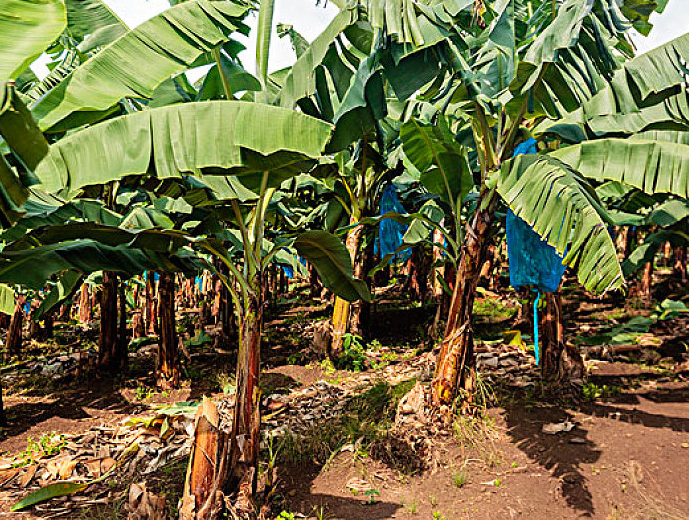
[1,0,688,518]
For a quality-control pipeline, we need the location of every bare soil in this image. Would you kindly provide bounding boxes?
[1,281,688,520]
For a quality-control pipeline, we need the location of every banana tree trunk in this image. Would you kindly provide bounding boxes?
[0,377,5,427]
[410,246,431,303]
[350,235,373,339]
[118,281,127,351]
[158,272,180,390]
[44,314,54,339]
[180,398,228,520]
[433,191,496,411]
[228,293,262,516]
[331,219,361,356]
[181,290,262,520]
[78,283,91,323]
[674,246,687,284]
[145,272,157,335]
[539,292,583,382]
[98,271,118,370]
[6,302,23,358]
[641,260,653,303]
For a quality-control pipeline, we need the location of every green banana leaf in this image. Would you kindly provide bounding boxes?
[400,117,474,217]
[0,0,66,87]
[34,101,333,195]
[34,270,82,320]
[294,230,371,303]
[0,283,15,315]
[551,138,689,199]
[490,153,623,294]
[33,0,252,132]
[0,240,203,290]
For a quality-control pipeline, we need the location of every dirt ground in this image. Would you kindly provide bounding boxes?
[1,280,688,520]
[280,383,689,520]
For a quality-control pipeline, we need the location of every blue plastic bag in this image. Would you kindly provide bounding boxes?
[505,137,567,365]
[377,184,412,264]
[506,138,566,293]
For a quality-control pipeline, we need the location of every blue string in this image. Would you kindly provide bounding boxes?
[533,292,540,365]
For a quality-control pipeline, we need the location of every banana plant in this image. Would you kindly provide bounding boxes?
[304,0,669,409]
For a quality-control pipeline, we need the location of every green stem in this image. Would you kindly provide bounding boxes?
[213,47,233,100]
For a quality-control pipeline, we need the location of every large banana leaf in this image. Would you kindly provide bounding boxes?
[0,0,66,87]
[0,86,49,172]
[0,195,122,242]
[34,269,82,320]
[278,8,359,111]
[400,117,473,215]
[489,153,622,294]
[0,86,44,227]
[539,32,689,141]
[294,230,371,302]
[0,284,15,315]
[506,0,657,119]
[331,0,470,46]
[34,101,333,194]
[32,0,251,132]
[0,240,203,289]
[551,138,689,199]
[65,0,127,41]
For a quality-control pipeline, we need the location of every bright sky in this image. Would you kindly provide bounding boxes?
[30,0,688,81]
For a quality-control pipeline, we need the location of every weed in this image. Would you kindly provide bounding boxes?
[406,500,418,514]
[365,489,381,505]
[135,383,155,401]
[473,299,515,321]
[429,495,438,506]
[216,372,236,395]
[582,382,621,401]
[276,380,416,472]
[452,414,502,467]
[432,512,446,520]
[183,366,202,382]
[319,358,336,375]
[452,465,468,488]
[337,333,367,371]
[286,351,304,365]
[277,512,296,520]
[15,433,66,467]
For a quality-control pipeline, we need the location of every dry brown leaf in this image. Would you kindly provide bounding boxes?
[83,458,103,478]
[46,460,61,480]
[21,464,38,487]
[0,468,19,487]
[58,459,78,480]
[126,482,167,520]
[100,457,116,474]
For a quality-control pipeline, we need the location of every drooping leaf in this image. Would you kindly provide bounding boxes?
[490,153,622,294]
[64,0,127,40]
[34,269,82,320]
[551,138,689,199]
[0,240,203,290]
[294,230,371,302]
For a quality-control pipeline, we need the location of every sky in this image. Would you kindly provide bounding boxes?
[30,0,688,79]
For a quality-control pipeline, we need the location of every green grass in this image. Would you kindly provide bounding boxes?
[472,299,516,321]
